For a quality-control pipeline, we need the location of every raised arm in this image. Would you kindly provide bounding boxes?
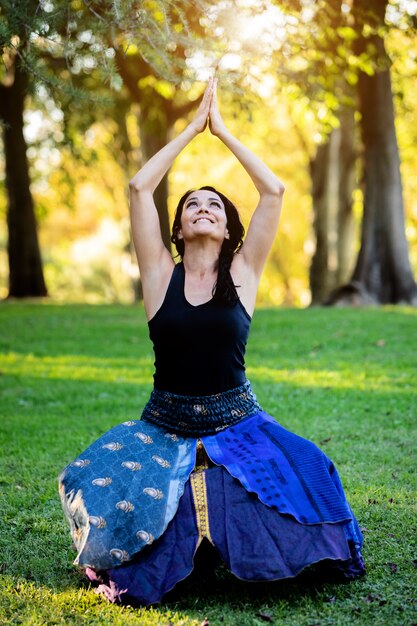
[129,79,214,319]
[209,80,285,280]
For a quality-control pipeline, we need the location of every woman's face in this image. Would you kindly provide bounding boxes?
[178,189,229,243]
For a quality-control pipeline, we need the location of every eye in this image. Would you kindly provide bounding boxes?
[210,201,222,209]
[186,201,198,208]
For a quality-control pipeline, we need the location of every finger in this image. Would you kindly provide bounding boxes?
[201,79,213,106]
[200,94,211,116]
[210,86,218,111]
[204,89,216,115]
[212,78,218,100]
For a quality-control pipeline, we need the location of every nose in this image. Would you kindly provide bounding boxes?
[197,204,209,213]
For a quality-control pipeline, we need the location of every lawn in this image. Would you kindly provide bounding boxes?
[0,303,416,626]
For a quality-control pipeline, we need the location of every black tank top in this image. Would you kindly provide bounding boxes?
[148,262,251,396]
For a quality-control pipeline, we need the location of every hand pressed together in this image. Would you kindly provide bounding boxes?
[208,80,227,137]
[189,77,227,137]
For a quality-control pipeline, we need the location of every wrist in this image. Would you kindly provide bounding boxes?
[213,125,232,142]
[186,122,202,137]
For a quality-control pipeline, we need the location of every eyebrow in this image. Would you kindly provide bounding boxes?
[185,196,223,204]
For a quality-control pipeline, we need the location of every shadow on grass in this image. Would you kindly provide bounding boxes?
[166,541,362,609]
[72,540,363,612]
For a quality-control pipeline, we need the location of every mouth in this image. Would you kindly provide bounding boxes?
[193,217,214,224]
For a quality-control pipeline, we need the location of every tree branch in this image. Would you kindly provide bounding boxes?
[114,48,147,103]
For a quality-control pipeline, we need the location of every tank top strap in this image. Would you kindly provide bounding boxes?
[162,262,184,308]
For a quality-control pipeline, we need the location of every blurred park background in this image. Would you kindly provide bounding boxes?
[1,0,416,308]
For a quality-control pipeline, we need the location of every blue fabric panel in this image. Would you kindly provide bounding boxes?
[59,419,196,570]
[85,465,364,606]
[205,466,351,580]
[86,477,199,605]
[203,412,362,538]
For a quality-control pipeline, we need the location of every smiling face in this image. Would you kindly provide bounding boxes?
[178,189,229,243]
[171,185,245,259]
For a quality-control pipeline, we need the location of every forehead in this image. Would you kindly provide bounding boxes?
[185,190,223,205]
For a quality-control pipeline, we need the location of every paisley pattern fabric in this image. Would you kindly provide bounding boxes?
[59,391,363,573]
[142,380,261,436]
[59,420,196,570]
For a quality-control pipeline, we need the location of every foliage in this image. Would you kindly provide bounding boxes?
[0,0,203,95]
[38,118,136,303]
[388,29,417,272]
[1,60,415,305]
[0,0,416,303]
[0,303,416,624]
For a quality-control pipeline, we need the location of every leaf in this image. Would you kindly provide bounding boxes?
[363,594,377,603]
[336,26,358,42]
[345,69,359,86]
[387,562,398,573]
[363,594,386,605]
[154,79,176,100]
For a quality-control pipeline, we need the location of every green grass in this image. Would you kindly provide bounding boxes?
[0,303,416,626]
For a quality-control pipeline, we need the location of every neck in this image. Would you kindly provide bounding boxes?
[182,241,221,277]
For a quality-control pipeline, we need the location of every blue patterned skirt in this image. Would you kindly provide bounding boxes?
[59,382,365,605]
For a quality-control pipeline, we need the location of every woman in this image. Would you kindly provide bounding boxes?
[59,78,365,606]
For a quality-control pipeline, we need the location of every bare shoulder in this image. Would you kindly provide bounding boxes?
[141,252,176,321]
[230,252,259,317]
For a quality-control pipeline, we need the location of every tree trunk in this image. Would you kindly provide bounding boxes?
[114,50,200,269]
[336,106,356,285]
[309,139,333,304]
[138,122,171,251]
[0,60,47,298]
[353,54,417,302]
[309,104,357,305]
[115,107,143,301]
[330,0,417,305]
